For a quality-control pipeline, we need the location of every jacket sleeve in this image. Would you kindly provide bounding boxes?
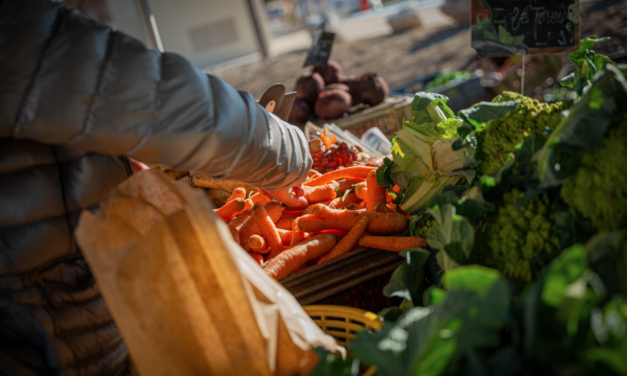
[0,0,311,190]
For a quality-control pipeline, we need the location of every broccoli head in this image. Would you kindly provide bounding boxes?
[560,121,627,232]
[476,92,569,176]
[483,188,561,283]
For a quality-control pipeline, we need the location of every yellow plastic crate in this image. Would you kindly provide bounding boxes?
[303,305,382,376]
[303,305,382,347]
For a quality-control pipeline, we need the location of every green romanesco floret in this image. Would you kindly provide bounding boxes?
[416,216,436,239]
[476,92,569,176]
[484,188,561,283]
[560,121,627,232]
[409,212,437,239]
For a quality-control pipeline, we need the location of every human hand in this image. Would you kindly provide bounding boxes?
[291,184,305,198]
[262,185,308,209]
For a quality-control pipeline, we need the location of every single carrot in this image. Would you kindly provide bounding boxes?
[329,192,361,208]
[252,205,284,258]
[296,215,326,232]
[226,187,246,203]
[304,199,333,213]
[263,233,337,280]
[338,178,366,193]
[288,261,310,275]
[249,235,269,254]
[250,189,273,205]
[304,185,337,203]
[393,185,400,193]
[308,229,348,239]
[387,202,400,212]
[290,219,307,247]
[327,180,340,190]
[281,210,303,220]
[354,182,368,201]
[318,216,369,264]
[360,200,367,208]
[244,198,254,211]
[228,210,252,230]
[239,202,282,251]
[373,202,395,214]
[366,170,386,212]
[359,235,427,252]
[275,218,292,230]
[304,166,377,187]
[297,205,408,235]
[229,227,240,245]
[277,228,293,246]
[214,198,246,221]
[346,203,362,210]
[261,188,309,210]
[248,251,264,266]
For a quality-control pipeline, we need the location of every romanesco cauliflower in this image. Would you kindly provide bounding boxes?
[416,216,436,239]
[476,92,569,176]
[484,188,561,283]
[410,212,437,239]
[560,121,627,231]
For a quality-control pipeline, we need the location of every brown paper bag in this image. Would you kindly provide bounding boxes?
[75,170,343,376]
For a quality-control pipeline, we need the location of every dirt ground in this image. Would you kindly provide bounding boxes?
[214,0,627,99]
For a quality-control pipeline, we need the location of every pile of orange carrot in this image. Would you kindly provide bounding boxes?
[213,166,427,280]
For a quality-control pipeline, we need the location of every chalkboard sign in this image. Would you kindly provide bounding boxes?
[303,29,335,67]
[471,0,580,57]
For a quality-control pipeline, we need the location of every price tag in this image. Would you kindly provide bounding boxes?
[471,0,579,57]
[303,29,335,67]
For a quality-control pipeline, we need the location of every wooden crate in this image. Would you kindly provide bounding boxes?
[280,247,405,313]
[312,96,413,140]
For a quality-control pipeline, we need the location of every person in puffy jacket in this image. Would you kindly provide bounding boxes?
[0,0,312,374]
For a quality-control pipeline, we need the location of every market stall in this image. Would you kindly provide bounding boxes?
[77,35,626,376]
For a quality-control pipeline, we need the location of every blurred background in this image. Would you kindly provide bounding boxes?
[60,0,627,110]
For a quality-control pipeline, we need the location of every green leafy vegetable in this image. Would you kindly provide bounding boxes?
[441,265,501,293]
[538,64,627,188]
[586,296,627,374]
[521,243,608,369]
[587,230,627,297]
[425,71,473,91]
[409,212,436,239]
[310,347,359,376]
[376,92,477,215]
[458,100,520,131]
[383,248,430,304]
[427,203,474,270]
[351,266,510,376]
[561,36,614,96]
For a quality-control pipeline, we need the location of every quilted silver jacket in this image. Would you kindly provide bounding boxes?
[0,0,310,374]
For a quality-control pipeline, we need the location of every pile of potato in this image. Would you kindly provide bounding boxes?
[289,60,390,124]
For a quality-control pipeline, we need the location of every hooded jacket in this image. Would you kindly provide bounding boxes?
[0,0,311,374]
